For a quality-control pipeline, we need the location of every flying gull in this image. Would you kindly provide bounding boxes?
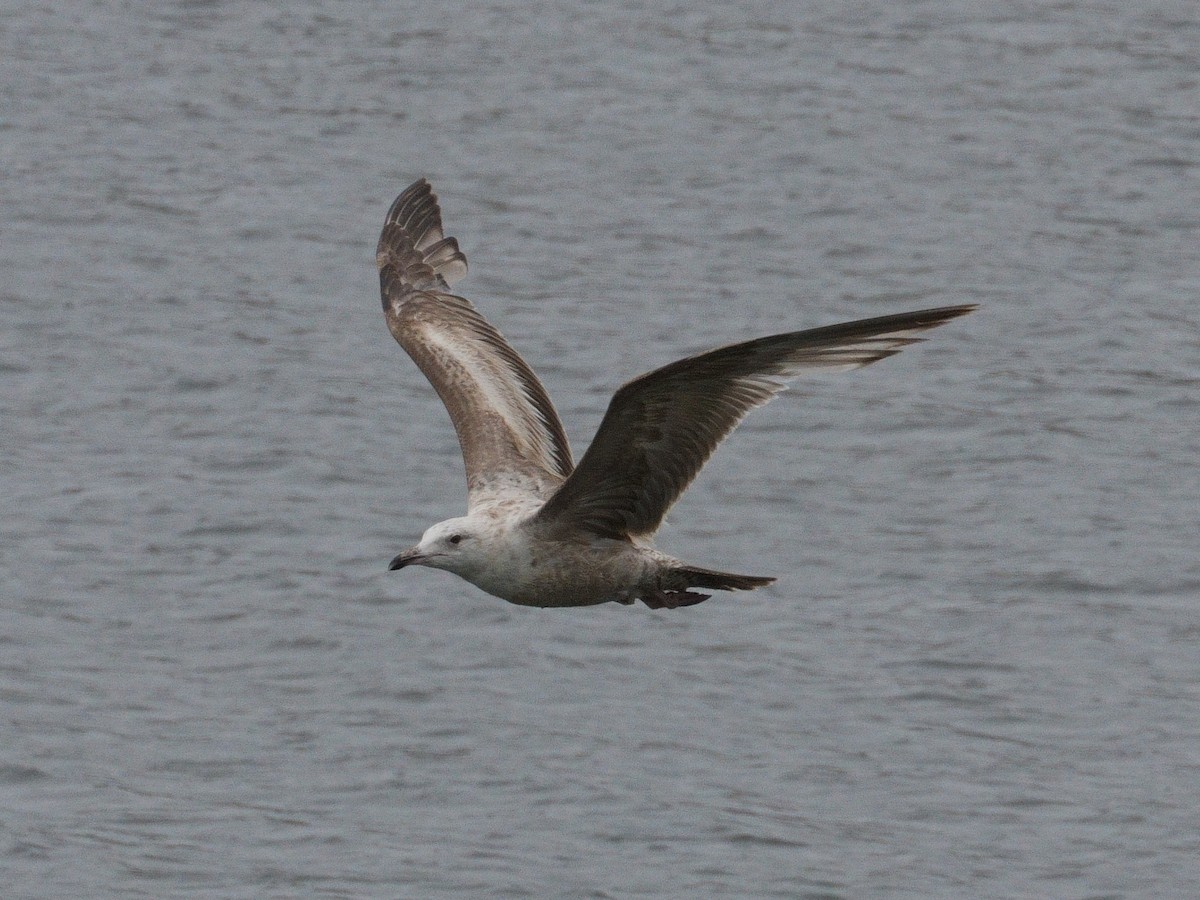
[378,179,974,609]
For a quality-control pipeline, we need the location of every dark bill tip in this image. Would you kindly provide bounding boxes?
[388,550,419,571]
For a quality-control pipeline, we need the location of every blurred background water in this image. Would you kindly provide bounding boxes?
[3,1,1199,896]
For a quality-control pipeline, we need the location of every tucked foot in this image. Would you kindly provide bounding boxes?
[641,589,712,610]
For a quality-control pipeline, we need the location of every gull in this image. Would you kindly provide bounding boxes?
[378,179,974,609]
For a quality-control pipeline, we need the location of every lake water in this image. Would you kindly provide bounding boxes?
[3,1,1199,896]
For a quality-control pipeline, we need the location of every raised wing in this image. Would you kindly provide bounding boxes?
[533,305,975,539]
[378,180,573,506]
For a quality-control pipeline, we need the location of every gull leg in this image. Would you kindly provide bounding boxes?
[641,589,711,609]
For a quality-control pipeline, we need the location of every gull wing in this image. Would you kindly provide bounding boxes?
[533,305,975,539]
[378,180,573,506]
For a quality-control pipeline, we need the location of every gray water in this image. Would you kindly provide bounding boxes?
[4,1,1199,896]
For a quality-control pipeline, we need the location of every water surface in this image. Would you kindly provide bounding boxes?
[3,1,1199,896]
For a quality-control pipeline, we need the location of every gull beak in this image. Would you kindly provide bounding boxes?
[388,547,424,571]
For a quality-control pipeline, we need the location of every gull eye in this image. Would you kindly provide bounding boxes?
[448,534,463,545]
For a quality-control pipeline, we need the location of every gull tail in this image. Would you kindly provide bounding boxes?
[673,566,776,592]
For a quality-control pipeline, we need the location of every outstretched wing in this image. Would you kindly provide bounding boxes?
[378,180,573,506]
[533,305,975,539]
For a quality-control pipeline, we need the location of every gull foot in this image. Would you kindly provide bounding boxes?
[641,589,712,610]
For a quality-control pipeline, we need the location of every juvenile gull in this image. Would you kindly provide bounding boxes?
[378,179,974,609]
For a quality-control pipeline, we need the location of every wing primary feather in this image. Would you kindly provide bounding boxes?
[377,179,468,290]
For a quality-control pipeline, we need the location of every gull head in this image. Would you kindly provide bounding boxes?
[388,517,483,578]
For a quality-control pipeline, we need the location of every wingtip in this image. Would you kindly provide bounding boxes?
[938,303,979,319]
[378,179,469,294]
[914,303,978,324]
[383,178,435,225]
